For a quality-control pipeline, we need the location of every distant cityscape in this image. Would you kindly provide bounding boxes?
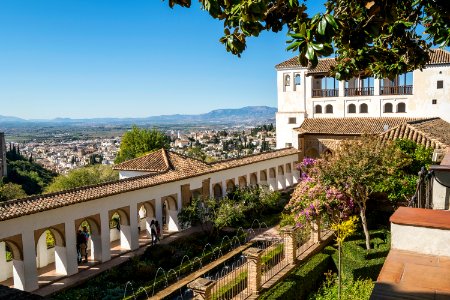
[4,124,276,174]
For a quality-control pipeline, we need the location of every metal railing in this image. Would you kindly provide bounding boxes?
[259,236,288,285]
[410,167,434,209]
[210,261,251,300]
[344,87,374,96]
[380,85,413,95]
[312,88,339,97]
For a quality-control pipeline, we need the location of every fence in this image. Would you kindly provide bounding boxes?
[187,220,325,300]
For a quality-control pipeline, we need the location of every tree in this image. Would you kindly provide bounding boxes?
[45,165,119,193]
[316,136,408,249]
[115,125,170,163]
[165,0,449,80]
[185,146,207,162]
[0,182,27,201]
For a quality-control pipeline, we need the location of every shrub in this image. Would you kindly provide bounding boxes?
[259,253,332,300]
[308,273,374,300]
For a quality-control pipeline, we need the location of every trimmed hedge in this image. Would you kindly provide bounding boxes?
[259,253,332,300]
[329,229,390,281]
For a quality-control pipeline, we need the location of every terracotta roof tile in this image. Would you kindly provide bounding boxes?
[0,148,298,221]
[275,48,450,72]
[113,149,170,172]
[295,117,425,135]
[380,118,450,149]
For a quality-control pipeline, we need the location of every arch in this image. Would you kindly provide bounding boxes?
[259,170,267,182]
[163,195,180,232]
[295,74,301,85]
[269,168,276,179]
[359,103,368,113]
[325,104,333,114]
[305,148,319,158]
[238,176,247,188]
[110,208,130,226]
[315,105,322,114]
[35,227,65,248]
[213,183,223,199]
[285,163,292,174]
[139,202,156,219]
[164,196,178,212]
[277,165,284,175]
[1,240,22,261]
[249,173,258,186]
[384,103,393,113]
[397,102,406,113]
[35,228,65,271]
[348,103,356,113]
[76,217,101,262]
[226,179,235,192]
[284,74,290,86]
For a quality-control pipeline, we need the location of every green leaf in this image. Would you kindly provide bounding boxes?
[324,14,338,30]
[300,22,306,37]
[311,43,324,51]
[306,44,315,60]
[286,41,301,51]
[318,18,327,35]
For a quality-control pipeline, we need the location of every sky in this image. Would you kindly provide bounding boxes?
[0,1,325,119]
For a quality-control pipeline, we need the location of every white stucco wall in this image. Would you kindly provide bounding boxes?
[275,63,450,149]
[391,223,450,257]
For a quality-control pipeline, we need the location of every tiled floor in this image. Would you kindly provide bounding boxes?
[371,249,450,300]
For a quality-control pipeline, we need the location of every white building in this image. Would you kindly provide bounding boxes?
[275,49,450,149]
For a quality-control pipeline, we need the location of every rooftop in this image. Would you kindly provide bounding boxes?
[275,48,450,73]
[0,148,298,221]
[295,117,425,135]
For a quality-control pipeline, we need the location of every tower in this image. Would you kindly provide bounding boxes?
[0,132,6,177]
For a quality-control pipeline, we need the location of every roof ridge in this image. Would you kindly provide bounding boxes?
[162,148,175,171]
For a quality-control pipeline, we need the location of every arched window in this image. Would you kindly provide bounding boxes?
[348,104,356,113]
[325,104,333,114]
[285,75,290,86]
[360,103,368,113]
[384,103,393,113]
[397,102,406,113]
[295,74,301,85]
[315,105,322,114]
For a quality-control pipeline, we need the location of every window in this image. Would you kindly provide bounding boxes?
[285,75,290,86]
[384,103,393,113]
[295,74,301,85]
[348,104,356,113]
[288,117,296,124]
[359,103,368,113]
[315,105,322,114]
[432,99,437,104]
[437,80,443,89]
[325,104,333,114]
[397,102,406,113]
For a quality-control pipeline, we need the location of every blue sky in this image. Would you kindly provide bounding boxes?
[0,1,325,119]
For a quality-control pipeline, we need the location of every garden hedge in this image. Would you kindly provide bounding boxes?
[259,253,332,300]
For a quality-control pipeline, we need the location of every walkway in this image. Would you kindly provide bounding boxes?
[32,226,204,297]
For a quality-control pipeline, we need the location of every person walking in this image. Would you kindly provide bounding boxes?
[81,226,90,262]
[76,230,84,264]
[155,220,161,242]
[150,220,157,245]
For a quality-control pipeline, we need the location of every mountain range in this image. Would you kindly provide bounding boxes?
[0,106,277,126]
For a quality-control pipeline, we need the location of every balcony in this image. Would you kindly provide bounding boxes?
[380,85,413,95]
[344,87,374,96]
[312,88,339,98]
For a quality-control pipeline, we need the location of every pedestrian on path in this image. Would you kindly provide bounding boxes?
[150,220,157,245]
[76,230,84,263]
[155,220,161,242]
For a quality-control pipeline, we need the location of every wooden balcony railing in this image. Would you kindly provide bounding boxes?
[380,85,413,95]
[312,89,339,97]
[345,87,374,96]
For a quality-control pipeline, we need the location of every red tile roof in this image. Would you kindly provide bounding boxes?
[0,148,298,221]
[275,49,450,72]
[295,117,424,135]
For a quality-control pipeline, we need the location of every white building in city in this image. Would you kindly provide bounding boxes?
[275,49,450,149]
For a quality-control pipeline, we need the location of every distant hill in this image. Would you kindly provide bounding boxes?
[0,106,277,126]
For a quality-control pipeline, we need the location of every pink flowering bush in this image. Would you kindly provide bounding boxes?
[287,158,354,228]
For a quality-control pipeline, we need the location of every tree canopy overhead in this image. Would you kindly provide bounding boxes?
[165,0,450,79]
